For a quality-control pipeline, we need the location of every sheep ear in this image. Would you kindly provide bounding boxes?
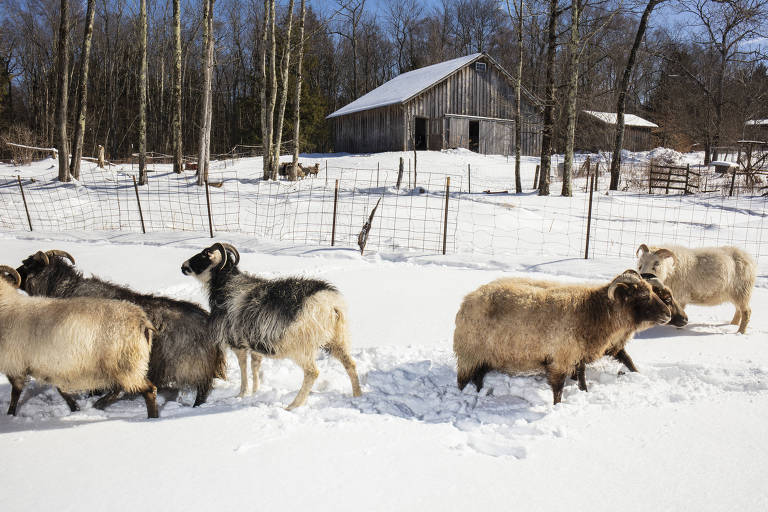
[607,282,628,301]
[654,248,677,264]
[636,244,650,257]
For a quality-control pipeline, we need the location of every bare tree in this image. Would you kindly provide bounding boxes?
[539,0,559,196]
[197,0,216,186]
[271,0,295,177]
[55,0,70,182]
[561,0,582,197]
[172,0,183,173]
[386,0,423,73]
[138,0,148,185]
[264,0,277,179]
[69,0,95,180]
[505,0,525,193]
[609,0,664,190]
[335,0,366,98]
[289,0,307,181]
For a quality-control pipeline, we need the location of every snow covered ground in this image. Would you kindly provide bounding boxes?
[1,149,767,511]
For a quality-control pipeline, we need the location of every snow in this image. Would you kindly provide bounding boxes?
[1,149,768,511]
[327,54,481,118]
[745,119,768,126]
[583,110,659,128]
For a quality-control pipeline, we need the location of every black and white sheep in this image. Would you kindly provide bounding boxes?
[181,243,362,409]
[636,244,755,333]
[453,270,672,404]
[0,265,159,418]
[15,250,226,407]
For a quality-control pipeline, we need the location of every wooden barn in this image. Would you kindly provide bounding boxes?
[327,53,542,156]
[576,110,658,152]
[745,119,768,141]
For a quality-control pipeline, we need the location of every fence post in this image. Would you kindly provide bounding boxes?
[325,160,328,186]
[594,162,599,190]
[442,176,450,255]
[377,162,380,188]
[408,158,411,188]
[665,166,672,194]
[533,165,540,189]
[729,167,737,197]
[331,179,339,246]
[16,176,33,231]
[648,165,653,195]
[414,152,417,189]
[396,157,404,189]
[468,163,471,193]
[684,163,690,195]
[132,175,146,234]
[204,180,214,238]
[584,173,595,259]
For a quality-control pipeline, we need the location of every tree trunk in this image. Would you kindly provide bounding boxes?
[609,0,661,191]
[55,0,70,183]
[562,0,581,197]
[197,0,215,186]
[138,0,148,185]
[265,0,277,180]
[290,0,307,181]
[271,0,295,178]
[538,0,558,196]
[514,0,523,194]
[69,0,95,180]
[172,0,183,173]
[260,0,270,179]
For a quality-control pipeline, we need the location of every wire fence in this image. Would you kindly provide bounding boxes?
[0,158,766,263]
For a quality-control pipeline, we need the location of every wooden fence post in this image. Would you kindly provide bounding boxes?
[684,163,690,195]
[377,162,380,188]
[132,175,146,234]
[648,164,653,195]
[413,152,417,189]
[331,179,339,246]
[204,180,214,238]
[442,176,450,255]
[325,160,328,186]
[729,167,737,197]
[396,157,404,189]
[584,173,595,259]
[468,163,471,193]
[16,176,33,231]
[533,165,540,189]
[665,166,672,194]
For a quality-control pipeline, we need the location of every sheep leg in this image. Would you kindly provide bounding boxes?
[612,349,638,373]
[470,363,491,392]
[93,390,121,410]
[193,381,212,407]
[57,388,80,412]
[286,363,319,410]
[731,309,741,326]
[329,345,362,397]
[142,379,159,419]
[545,368,568,405]
[235,348,250,397]
[251,352,263,393]
[575,362,588,392]
[6,375,25,416]
[738,307,751,334]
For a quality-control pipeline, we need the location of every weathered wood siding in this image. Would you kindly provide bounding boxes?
[332,55,543,155]
[576,114,654,152]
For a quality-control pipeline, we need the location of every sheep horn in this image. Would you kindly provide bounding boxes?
[0,265,22,288]
[46,250,76,265]
[636,244,650,257]
[210,242,228,270]
[654,248,677,264]
[607,270,642,300]
[218,243,240,266]
[33,250,50,265]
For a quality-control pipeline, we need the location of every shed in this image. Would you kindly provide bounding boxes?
[576,110,658,152]
[327,53,542,156]
[744,119,768,141]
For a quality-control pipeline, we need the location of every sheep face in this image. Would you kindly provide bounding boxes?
[636,244,676,281]
[15,250,76,292]
[612,277,672,326]
[644,276,688,327]
[181,242,240,284]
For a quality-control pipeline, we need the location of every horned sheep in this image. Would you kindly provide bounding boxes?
[636,244,755,333]
[16,250,226,407]
[181,242,362,409]
[494,274,687,392]
[453,270,672,404]
[0,266,159,418]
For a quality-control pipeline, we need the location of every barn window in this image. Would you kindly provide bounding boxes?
[475,62,486,72]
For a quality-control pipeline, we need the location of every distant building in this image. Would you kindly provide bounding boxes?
[577,110,658,152]
[327,53,542,156]
[744,119,768,141]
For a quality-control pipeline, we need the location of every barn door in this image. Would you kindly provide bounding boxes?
[469,120,479,152]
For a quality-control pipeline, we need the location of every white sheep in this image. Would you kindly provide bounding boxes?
[0,265,159,418]
[453,270,672,404]
[636,244,755,333]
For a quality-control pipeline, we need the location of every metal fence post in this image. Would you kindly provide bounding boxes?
[132,175,146,234]
[205,180,214,238]
[442,176,450,255]
[331,179,339,246]
[16,176,33,231]
[468,163,471,193]
[584,173,595,259]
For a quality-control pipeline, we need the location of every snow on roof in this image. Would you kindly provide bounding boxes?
[582,110,658,128]
[745,119,768,126]
[327,54,482,118]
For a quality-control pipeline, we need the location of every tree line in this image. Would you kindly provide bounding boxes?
[0,0,766,190]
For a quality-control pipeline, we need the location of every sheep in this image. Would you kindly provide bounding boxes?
[278,162,306,180]
[453,270,672,404]
[181,242,362,409]
[300,162,320,177]
[636,244,756,333]
[491,274,687,392]
[15,249,226,407]
[0,265,159,418]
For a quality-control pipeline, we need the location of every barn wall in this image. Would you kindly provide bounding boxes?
[332,105,404,153]
[575,114,654,152]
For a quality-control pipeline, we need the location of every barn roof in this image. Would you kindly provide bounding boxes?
[583,110,658,128]
[745,119,768,126]
[327,53,539,119]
